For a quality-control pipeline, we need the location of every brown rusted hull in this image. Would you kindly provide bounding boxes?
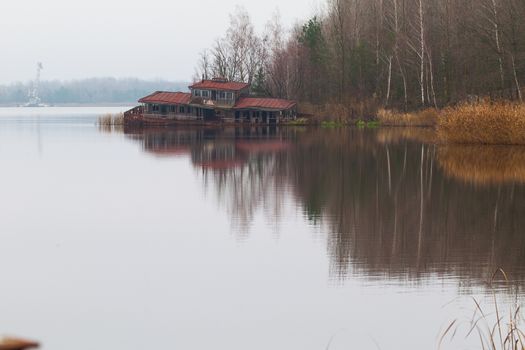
[0,337,39,350]
[124,113,224,127]
[123,106,298,127]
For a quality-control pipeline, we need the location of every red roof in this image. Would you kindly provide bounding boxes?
[189,80,250,91]
[138,91,191,104]
[234,97,297,110]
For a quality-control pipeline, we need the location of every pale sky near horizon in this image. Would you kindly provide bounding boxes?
[1,0,322,84]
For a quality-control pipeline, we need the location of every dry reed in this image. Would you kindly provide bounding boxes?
[440,269,524,350]
[98,112,124,133]
[98,112,124,126]
[438,100,525,145]
[376,108,439,127]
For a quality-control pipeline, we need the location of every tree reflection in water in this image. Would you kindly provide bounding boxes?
[122,126,525,287]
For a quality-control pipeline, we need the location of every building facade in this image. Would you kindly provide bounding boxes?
[128,78,297,125]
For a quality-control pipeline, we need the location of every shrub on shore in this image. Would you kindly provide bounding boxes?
[377,108,438,127]
[437,100,525,145]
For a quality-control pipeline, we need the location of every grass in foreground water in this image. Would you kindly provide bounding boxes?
[98,112,124,133]
[98,112,124,126]
[440,269,525,350]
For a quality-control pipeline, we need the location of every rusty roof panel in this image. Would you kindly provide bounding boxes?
[138,91,192,104]
[189,80,250,91]
[234,97,297,110]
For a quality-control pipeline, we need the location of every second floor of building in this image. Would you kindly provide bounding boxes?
[189,78,250,107]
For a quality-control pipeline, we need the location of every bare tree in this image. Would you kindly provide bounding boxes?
[329,0,349,101]
[195,7,266,84]
[195,50,211,81]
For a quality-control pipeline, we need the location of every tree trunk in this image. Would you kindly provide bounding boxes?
[419,0,426,106]
[386,55,393,105]
[491,0,505,91]
[510,53,522,101]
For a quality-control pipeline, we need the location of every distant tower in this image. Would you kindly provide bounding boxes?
[26,62,43,107]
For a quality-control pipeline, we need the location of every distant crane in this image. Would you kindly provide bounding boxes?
[25,62,47,107]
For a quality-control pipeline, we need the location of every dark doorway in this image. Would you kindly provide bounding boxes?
[211,90,217,100]
[269,112,277,124]
[243,111,250,122]
[160,105,168,115]
[235,111,241,122]
[203,109,217,121]
[262,111,268,123]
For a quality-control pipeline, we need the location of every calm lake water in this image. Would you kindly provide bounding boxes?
[1,107,525,350]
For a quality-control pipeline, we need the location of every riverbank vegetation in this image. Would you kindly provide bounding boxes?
[437,100,525,144]
[377,108,438,126]
[377,100,525,144]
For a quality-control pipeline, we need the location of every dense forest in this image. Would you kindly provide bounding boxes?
[0,78,187,105]
[196,0,525,111]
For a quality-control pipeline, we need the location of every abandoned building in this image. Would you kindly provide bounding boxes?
[124,78,298,125]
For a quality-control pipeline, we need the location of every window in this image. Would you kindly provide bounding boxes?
[170,106,176,113]
[188,107,192,114]
[219,91,226,99]
[194,89,201,97]
[202,90,209,98]
[180,106,185,114]
[226,92,233,100]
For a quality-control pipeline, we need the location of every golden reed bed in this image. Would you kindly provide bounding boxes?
[437,100,525,145]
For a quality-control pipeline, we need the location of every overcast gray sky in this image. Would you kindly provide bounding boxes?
[1,0,321,84]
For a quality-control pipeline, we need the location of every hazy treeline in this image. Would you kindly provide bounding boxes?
[0,78,188,105]
[197,1,525,110]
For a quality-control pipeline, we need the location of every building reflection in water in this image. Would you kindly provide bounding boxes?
[122,126,525,287]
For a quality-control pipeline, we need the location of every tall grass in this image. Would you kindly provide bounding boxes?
[440,269,525,350]
[376,108,439,126]
[438,100,525,145]
[98,112,124,132]
[98,112,124,126]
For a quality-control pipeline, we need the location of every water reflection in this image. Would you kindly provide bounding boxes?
[124,126,296,236]
[122,126,525,286]
[438,145,525,185]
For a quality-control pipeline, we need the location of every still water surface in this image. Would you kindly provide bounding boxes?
[1,107,525,350]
